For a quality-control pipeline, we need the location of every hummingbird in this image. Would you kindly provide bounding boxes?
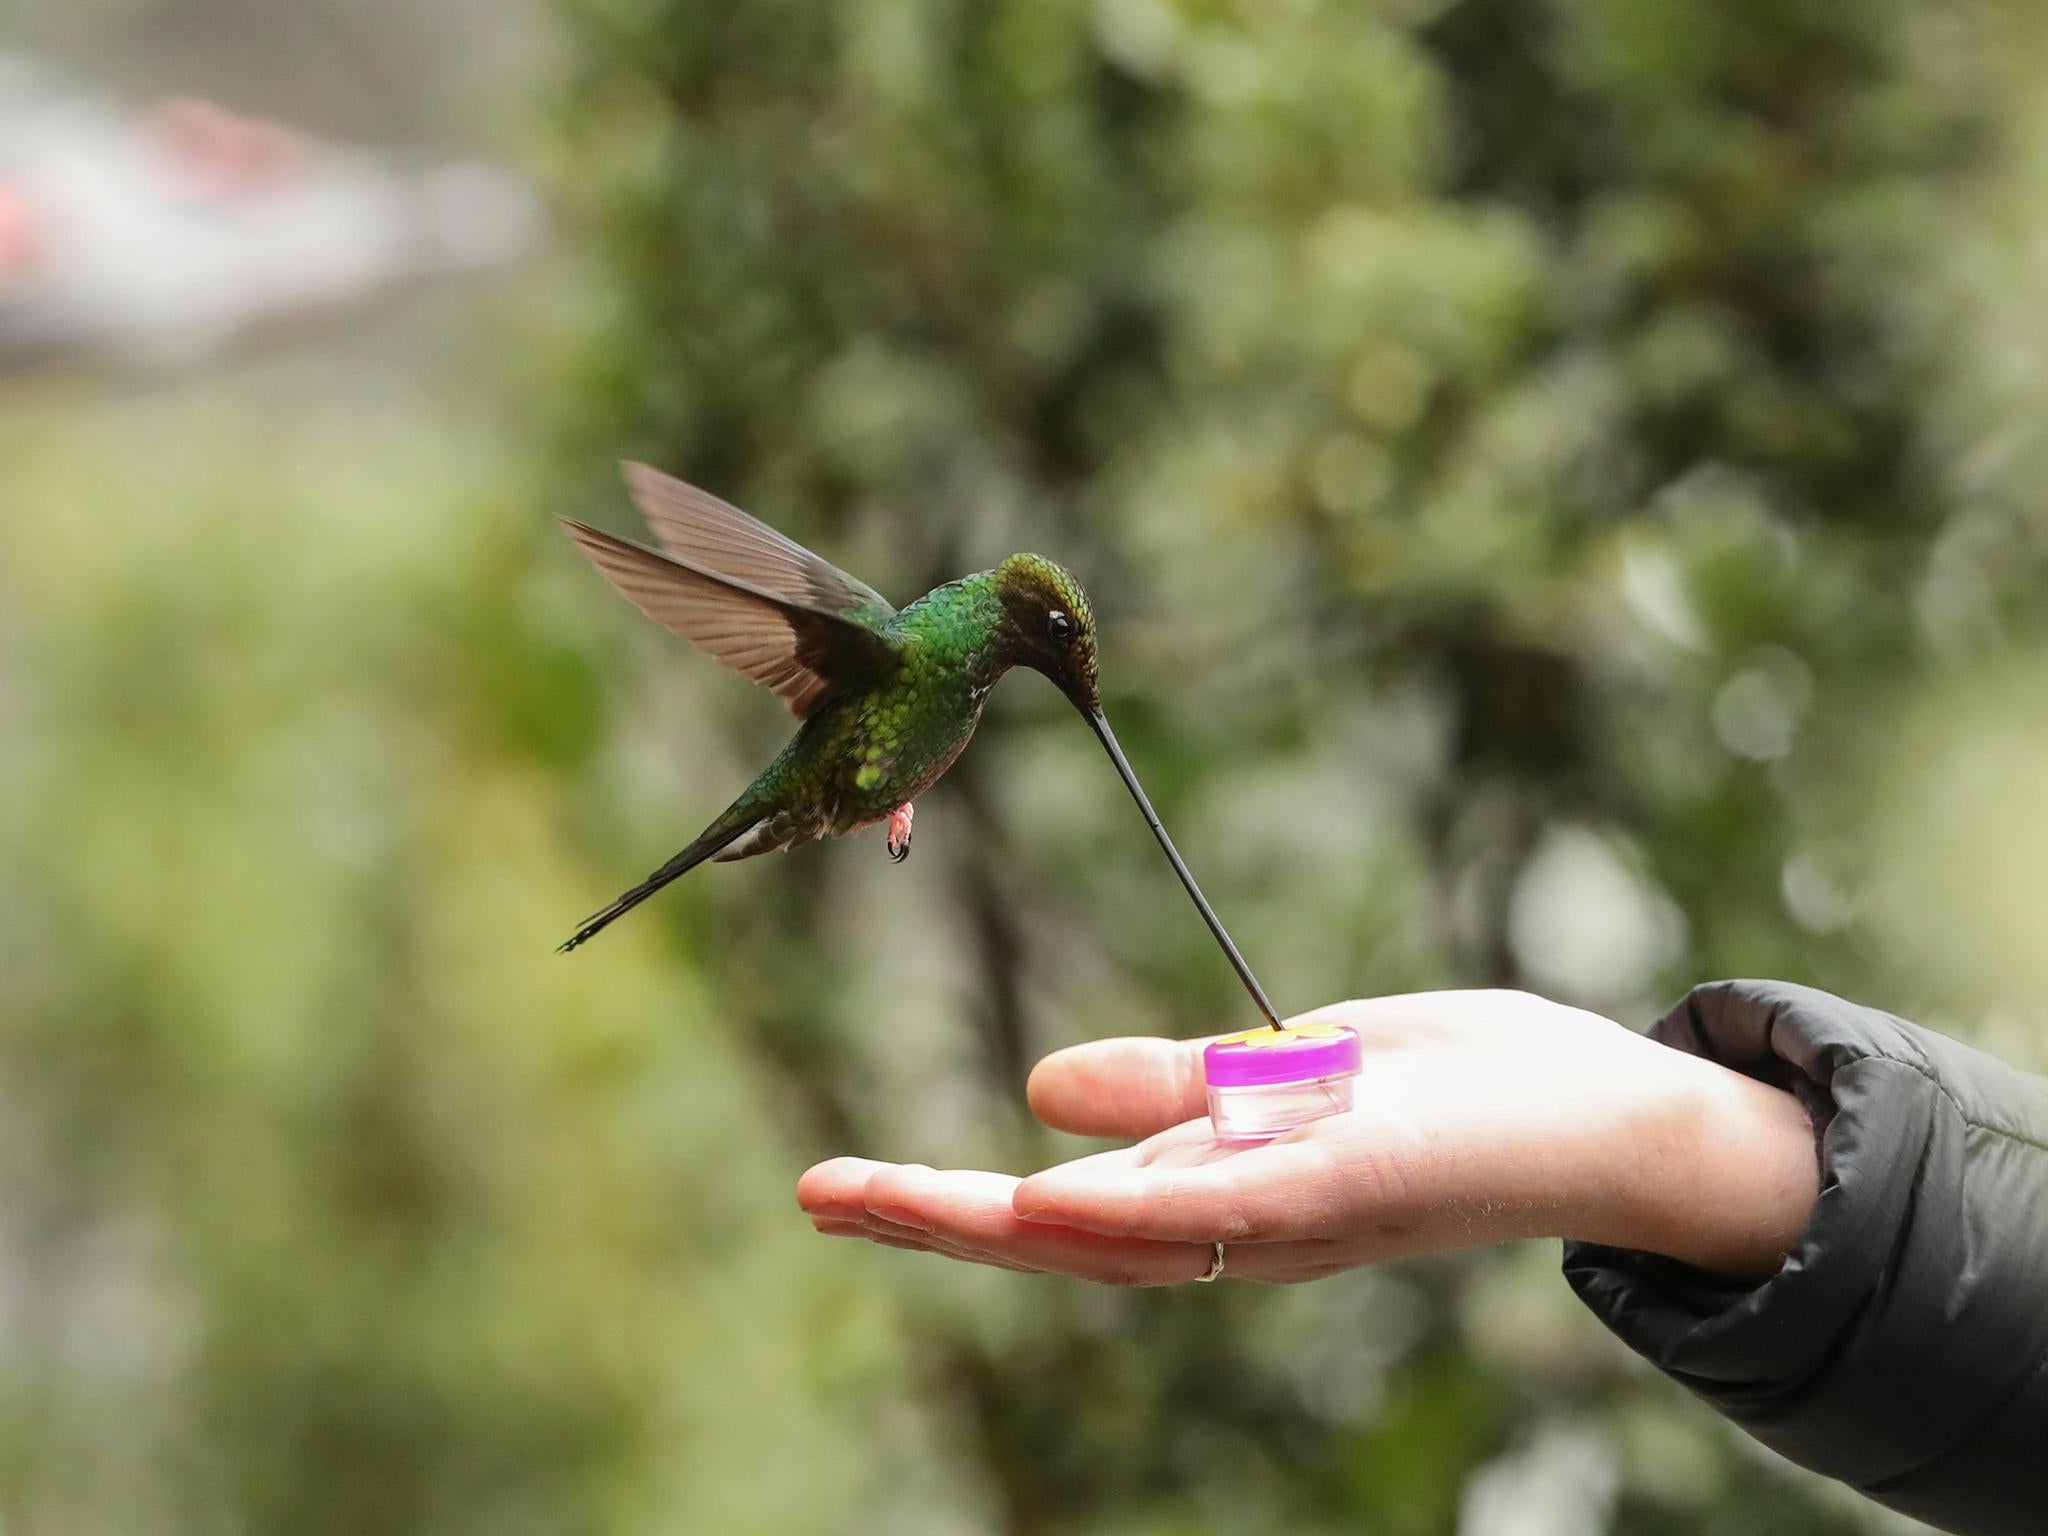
[559,462,1281,1030]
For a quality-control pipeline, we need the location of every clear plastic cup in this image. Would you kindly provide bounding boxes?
[1203,1023,1363,1142]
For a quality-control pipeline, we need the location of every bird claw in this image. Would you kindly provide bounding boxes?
[886,803,914,863]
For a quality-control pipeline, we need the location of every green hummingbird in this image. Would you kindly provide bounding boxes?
[559,462,1280,1029]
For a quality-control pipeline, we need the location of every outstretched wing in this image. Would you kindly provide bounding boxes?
[563,519,901,718]
[622,462,895,627]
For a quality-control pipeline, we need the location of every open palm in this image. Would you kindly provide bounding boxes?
[797,992,1817,1284]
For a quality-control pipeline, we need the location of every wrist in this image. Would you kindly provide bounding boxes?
[1616,1048,1820,1279]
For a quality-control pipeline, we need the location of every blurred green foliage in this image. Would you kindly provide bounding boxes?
[5,0,2048,1531]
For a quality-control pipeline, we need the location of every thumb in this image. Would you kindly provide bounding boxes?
[1027,1036,1209,1139]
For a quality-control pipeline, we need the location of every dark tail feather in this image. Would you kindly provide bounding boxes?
[558,818,756,953]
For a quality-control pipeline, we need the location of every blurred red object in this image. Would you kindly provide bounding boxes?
[0,57,540,372]
[147,97,304,204]
[0,177,41,281]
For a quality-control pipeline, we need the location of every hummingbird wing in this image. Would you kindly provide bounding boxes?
[621,462,896,628]
[563,519,902,718]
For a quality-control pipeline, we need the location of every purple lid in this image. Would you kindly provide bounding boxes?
[1203,1023,1362,1088]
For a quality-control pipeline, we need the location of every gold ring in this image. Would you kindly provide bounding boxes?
[1196,1241,1225,1283]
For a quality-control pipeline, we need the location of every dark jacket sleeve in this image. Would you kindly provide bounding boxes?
[1563,980,2048,1536]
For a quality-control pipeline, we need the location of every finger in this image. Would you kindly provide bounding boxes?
[1017,1123,1238,1185]
[817,1221,1395,1286]
[1194,1227,1453,1283]
[812,1213,936,1255]
[814,1213,1038,1273]
[1013,1135,1380,1244]
[815,1208,941,1246]
[1023,999,1434,1140]
[812,1216,934,1254]
[863,1164,1215,1286]
[807,1157,1215,1283]
[811,1160,1047,1268]
[1027,1037,1208,1138]
[797,1156,903,1221]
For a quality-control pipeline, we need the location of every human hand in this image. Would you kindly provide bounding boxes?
[797,991,1818,1285]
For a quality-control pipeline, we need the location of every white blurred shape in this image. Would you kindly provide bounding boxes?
[1916,509,2014,660]
[1509,825,1685,1003]
[1782,850,1854,933]
[414,161,544,273]
[1459,1426,1619,1536]
[1618,535,1706,650]
[1711,647,1812,762]
[1093,0,1183,78]
[0,55,541,373]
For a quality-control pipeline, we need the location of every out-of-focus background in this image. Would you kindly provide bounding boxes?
[3,0,2046,1531]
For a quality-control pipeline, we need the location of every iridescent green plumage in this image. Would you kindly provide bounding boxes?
[558,467,1101,950]
[559,464,1279,1031]
[704,567,1071,852]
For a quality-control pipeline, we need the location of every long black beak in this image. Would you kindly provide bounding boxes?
[1087,709,1282,1031]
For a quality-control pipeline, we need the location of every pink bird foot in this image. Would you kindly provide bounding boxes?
[885,803,914,864]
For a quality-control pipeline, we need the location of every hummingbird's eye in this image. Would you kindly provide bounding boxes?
[1046,609,1075,647]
